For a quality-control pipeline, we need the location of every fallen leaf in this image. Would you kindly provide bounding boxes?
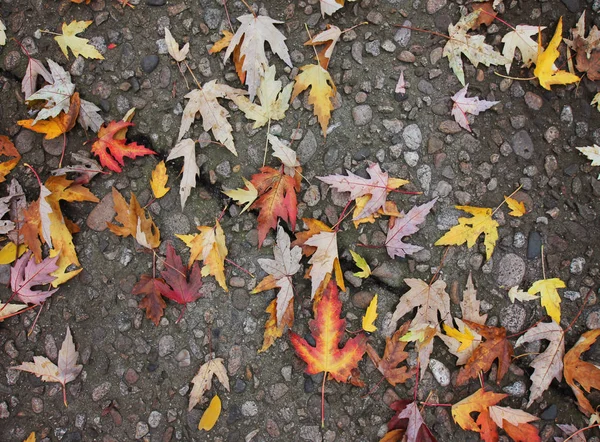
[0,19,5,46]
[54,20,104,60]
[515,320,564,407]
[501,25,545,73]
[210,30,245,83]
[18,91,80,140]
[443,322,476,352]
[176,221,228,292]
[164,27,189,62]
[366,322,414,386]
[505,195,526,217]
[0,242,27,264]
[292,63,337,137]
[23,433,35,442]
[249,166,301,248]
[534,17,580,90]
[564,329,600,416]
[362,294,378,332]
[353,198,403,228]
[51,153,103,185]
[443,10,509,85]
[305,25,342,69]
[259,297,294,353]
[12,326,82,406]
[21,57,53,100]
[0,136,21,183]
[385,198,437,258]
[456,320,513,386]
[150,161,170,199]
[488,406,540,441]
[10,251,58,305]
[399,323,437,346]
[177,81,247,155]
[198,395,221,431]
[452,388,507,433]
[461,272,488,325]
[209,30,232,54]
[450,84,499,132]
[91,120,156,173]
[188,358,230,411]
[564,11,600,57]
[319,0,344,17]
[350,250,371,279]
[528,277,565,324]
[77,98,104,133]
[223,177,257,214]
[223,14,292,101]
[304,228,341,300]
[574,37,600,80]
[132,274,167,326]
[166,138,199,209]
[470,1,497,29]
[25,59,75,123]
[577,144,600,178]
[107,188,160,249]
[439,318,482,365]
[0,302,28,322]
[231,65,293,128]
[269,135,299,175]
[434,205,499,260]
[507,286,539,303]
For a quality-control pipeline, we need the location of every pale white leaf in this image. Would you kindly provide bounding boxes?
[577,144,600,179]
[501,25,545,73]
[27,59,75,123]
[164,28,189,62]
[451,84,499,132]
[461,272,487,325]
[78,99,104,132]
[39,185,53,248]
[268,135,299,175]
[508,285,539,303]
[189,358,230,411]
[167,138,199,209]
[304,230,339,300]
[488,405,538,428]
[320,0,343,17]
[385,198,437,259]
[21,57,53,100]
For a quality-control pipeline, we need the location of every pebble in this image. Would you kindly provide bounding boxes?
[15,130,36,154]
[281,366,292,382]
[500,303,527,333]
[502,380,526,397]
[496,253,526,287]
[31,397,43,413]
[427,0,447,13]
[428,359,450,386]
[366,10,383,24]
[587,310,600,329]
[232,289,249,310]
[570,257,586,275]
[175,349,191,367]
[351,41,363,64]
[564,291,581,301]
[402,124,422,150]
[524,91,543,110]
[439,120,461,134]
[394,20,412,47]
[303,185,321,206]
[404,151,419,167]
[544,126,560,143]
[417,165,432,193]
[371,261,404,288]
[269,383,289,401]
[204,8,222,29]
[125,368,139,384]
[141,55,159,73]
[297,130,317,164]
[398,51,416,63]
[148,411,162,428]
[241,401,259,417]
[541,404,558,420]
[92,382,111,401]
[300,426,323,442]
[0,402,8,419]
[158,335,175,357]
[147,0,166,5]
[544,155,558,177]
[381,40,396,53]
[511,130,534,159]
[352,105,373,126]
[365,40,381,57]
[135,422,149,439]
[561,106,573,125]
[352,291,374,309]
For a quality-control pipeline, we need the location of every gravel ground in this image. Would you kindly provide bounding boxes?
[1,0,600,441]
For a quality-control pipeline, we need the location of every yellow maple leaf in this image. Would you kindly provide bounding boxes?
[505,196,526,217]
[534,17,579,90]
[528,278,565,324]
[362,294,378,332]
[291,64,336,137]
[443,322,475,352]
[223,177,257,214]
[150,161,170,199]
[435,205,499,260]
[177,220,228,292]
[198,395,221,431]
[23,433,35,442]
[54,20,104,60]
[399,323,437,346]
[350,250,371,278]
[209,30,233,54]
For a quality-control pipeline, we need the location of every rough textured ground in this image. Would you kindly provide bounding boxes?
[1,0,600,440]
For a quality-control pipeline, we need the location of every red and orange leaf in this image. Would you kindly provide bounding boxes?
[18,92,80,140]
[156,243,203,307]
[132,274,167,326]
[456,320,513,386]
[476,410,498,442]
[259,297,294,353]
[469,1,496,29]
[249,166,301,247]
[91,120,155,173]
[289,281,367,382]
[564,329,600,416]
[20,201,42,262]
[0,135,21,183]
[107,188,160,249]
[452,388,507,432]
[366,321,415,386]
[502,420,541,442]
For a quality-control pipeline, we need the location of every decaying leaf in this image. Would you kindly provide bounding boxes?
[107,188,160,249]
[167,138,199,209]
[366,321,414,386]
[259,297,294,353]
[12,326,83,406]
[164,27,189,62]
[25,60,75,123]
[54,20,104,60]
[350,250,371,279]
[78,98,104,133]
[564,329,600,416]
[269,135,299,175]
[434,205,499,260]
[188,358,230,411]
[21,57,53,100]
[51,153,103,185]
[385,198,437,259]
[10,252,59,305]
[18,92,80,140]
[528,277,565,324]
[0,136,21,183]
[132,274,167,326]
[394,401,437,442]
[461,272,488,325]
[305,25,342,69]
[450,84,499,132]
[362,294,378,332]
[150,161,170,199]
[0,302,28,322]
[501,25,545,73]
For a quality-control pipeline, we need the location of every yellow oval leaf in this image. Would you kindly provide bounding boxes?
[0,242,28,265]
[362,293,378,332]
[198,395,221,431]
[151,161,170,199]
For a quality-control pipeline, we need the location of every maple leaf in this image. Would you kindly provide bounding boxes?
[507,286,538,303]
[489,406,540,441]
[0,302,28,322]
[577,144,600,178]
[385,279,450,376]
[52,153,103,185]
[469,1,496,29]
[259,297,294,353]
[209,30,245,83]
[77,99,104,133]
[319,163,409,221]
[461,272,488,324]
[54,20,104,60]
[12,326,82,406]
[253,225,301,326]
[505,195,526,217]
[305,25,342,69]
[223,177,257,214]
[289,281,367,424]
[91,120,155,173]
[564,329,600,416]
[189,358,230,411]
[528,277,565,324]
[452,388,507,433]
[209,30,232,54]
[199,395,221,431]
[231,65,293,128]
[456,320,514,386]
[362,294,378,332]
[574,37,600,81]
[515,320,564,407]
[501,25,545,73]
[450,84,499,132]
[107,188,160,249]
[223,14,292,101]
[443,10,509,85]
[385,198,437,259]
[350,250,371,279]
[439,315,482,365]
[534,17,580,90]
[132,274,167,326]
[21,57,53,100]
[150,161,170,199]
[18,91,80,140]
[26,59,75,123]
[249,166,301,248]
[564,11,600,57]
[164,28,189,62]
[268,135,299,175]
[443,322,477,353]
[10,252,58,304]
[366,322,414,386]
[0,136,21,183]
[166,138,199,209]
[176,221,228,292]
[303,226,343,300]
[292,64,337,137]
[353,197,402,228]
[435,205,499,260]
[395,401,437,442]
[177,81,246,155]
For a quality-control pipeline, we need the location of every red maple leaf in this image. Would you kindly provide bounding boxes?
[91,121,155,173]
[249,166,301,247]
[132,274,167,326]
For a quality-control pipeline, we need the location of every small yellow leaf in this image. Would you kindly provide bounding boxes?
[198,395,221,431]
[209,30,233,54]
[504,196,526,217]
[54,21,104,60]
[534,17,579,90]
[0,242,28,265]
[362,294,378,332]
[151,161,170,199]
[399,324,437,345]
[24,432,35,442]
[223,177,258,214]
[350,250,371,279]
[528,278,565,324]
[443,323,475,352]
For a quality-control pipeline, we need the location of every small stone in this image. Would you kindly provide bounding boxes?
[397,51,415,63]
[365,40,381,57]
[281,366,292,382]
[366,10,383,24]
[544,126,559,143]
[427,0,447,14]
[15,130,37,154]
[303,185,320,207]
[404,151,419,167]
[92,382,111,401]
[241,401,258,417]
[0,402,8,419]
[175,349,191,367]
[502,380,526,397]
[428,359,450,386]
[352,105,373,126]
[512,130,534,159]
[234,379,246,393]
[381,40,396,53]
[403,124,422,150]
[158,335,175,357]
[204,8,222,29]
[352,291,374,309]
[297,130,317,164]
[394,20,412,47]
[570,257,586,275]
[564,291,581,301]
[500,303,527,333]
[232,289,249,311]
[541,404,558,420]
[524,91,543,110]
[125,368,139,384]
[351,41,363,64]
[147,0,166,5]
[439,120,462,134]
[141,55,159,73]
[496,253,526,287]
[31,397,43,413]
[135,422,149,439]
[527,231,542,259]
[300,426,322,442]
[544,155,558,177]
[148,411,162,428]
[269,383,289,401]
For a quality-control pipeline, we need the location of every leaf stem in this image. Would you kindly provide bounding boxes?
[564,424,600,442]
[225,258,255,278]
[321,371,327,428]
[239,0,256,18]
[262,118,271,167]
[541,245,546,280]
[221,0,234,33]
[492,184,523,216]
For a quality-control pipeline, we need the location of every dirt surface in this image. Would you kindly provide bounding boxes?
[1,0,600,440]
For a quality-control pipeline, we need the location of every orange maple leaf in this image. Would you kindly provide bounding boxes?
[249,166,301,248]
[564,329,600,416]
[91,120,156,173]
[259,297,294,353]
[107,187,160,249]
[0,136,21,183]
[18,92,80,140]
[366,321,415,386]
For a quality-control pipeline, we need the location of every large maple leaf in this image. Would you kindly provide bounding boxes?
[501,25,545,73]
[385,198,436,259]
[10,252,59,305]
[132,274,167,326]
[91,121,155,173]
[527,277,565,324]
[54,20,104,60]
[563,329,600,416]
[366,321,415,386]
[223,14,292,101]
[456,320,514,386]
[107,188,160,250]
[19,91,80,140]
[249,166,301,248]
